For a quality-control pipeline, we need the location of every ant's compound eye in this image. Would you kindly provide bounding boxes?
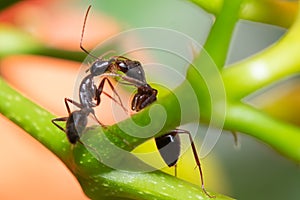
[118,62,126,68]
[117,61,129,73]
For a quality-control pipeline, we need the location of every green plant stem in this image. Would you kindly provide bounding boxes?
[222,9,300,100]
[0,24,84,61]
[77,169,233,200]
[225,103,300,161]
[0,78,71,162]
[190,0,298,28]
[0,78,232,200]
[0,0,20,10]
[203,0,243,69]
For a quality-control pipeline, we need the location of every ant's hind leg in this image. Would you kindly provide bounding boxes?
[90,112,106,128]
[64,98,83,114]
[51,117,68,132]
[174,129,214,198]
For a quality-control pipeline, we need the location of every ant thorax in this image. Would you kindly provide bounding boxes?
[79,74,97,108]
[89,60,110,76]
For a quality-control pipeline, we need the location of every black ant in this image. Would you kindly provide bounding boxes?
[51,6,130,146]
[155,129,214,198]
[80,5,158,113]
[52,5,152,146]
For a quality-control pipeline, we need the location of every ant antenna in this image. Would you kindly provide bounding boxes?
[80,5,117,74]
[80,5,99,60]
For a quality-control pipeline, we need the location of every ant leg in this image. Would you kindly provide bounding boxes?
[64,98,83,114]
[65,98,105,127]
[96,77,128,113]
[51,117,68,132]
[174,163,177,177]
[102,91,128,113]
[90,113,106,127]
[77,139,103,162]
[51,99,80,134]
[174,129,214,198]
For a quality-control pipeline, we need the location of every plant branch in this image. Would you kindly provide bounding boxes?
[0,25,87,62]
[0,0,20,10]
[225,102,300,162]
[190,0,298,28]
[222,9,300,100]
[203,0,243,70]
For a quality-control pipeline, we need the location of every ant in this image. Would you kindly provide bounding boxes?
[51,6,131,146]
[80,6,210,196]
[155,129,214,198]
[80,5,158,113]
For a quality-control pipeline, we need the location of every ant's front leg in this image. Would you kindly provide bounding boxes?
[66,97,105,127]
[95,77,128,113]
[52,98,83,132]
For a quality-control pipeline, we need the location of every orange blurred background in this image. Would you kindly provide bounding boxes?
[0,1,120,199]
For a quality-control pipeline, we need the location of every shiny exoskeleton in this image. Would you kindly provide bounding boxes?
[52,98,94,144]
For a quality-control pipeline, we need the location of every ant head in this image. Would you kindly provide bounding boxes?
[113,56,147,83]
[126,62,147,83]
